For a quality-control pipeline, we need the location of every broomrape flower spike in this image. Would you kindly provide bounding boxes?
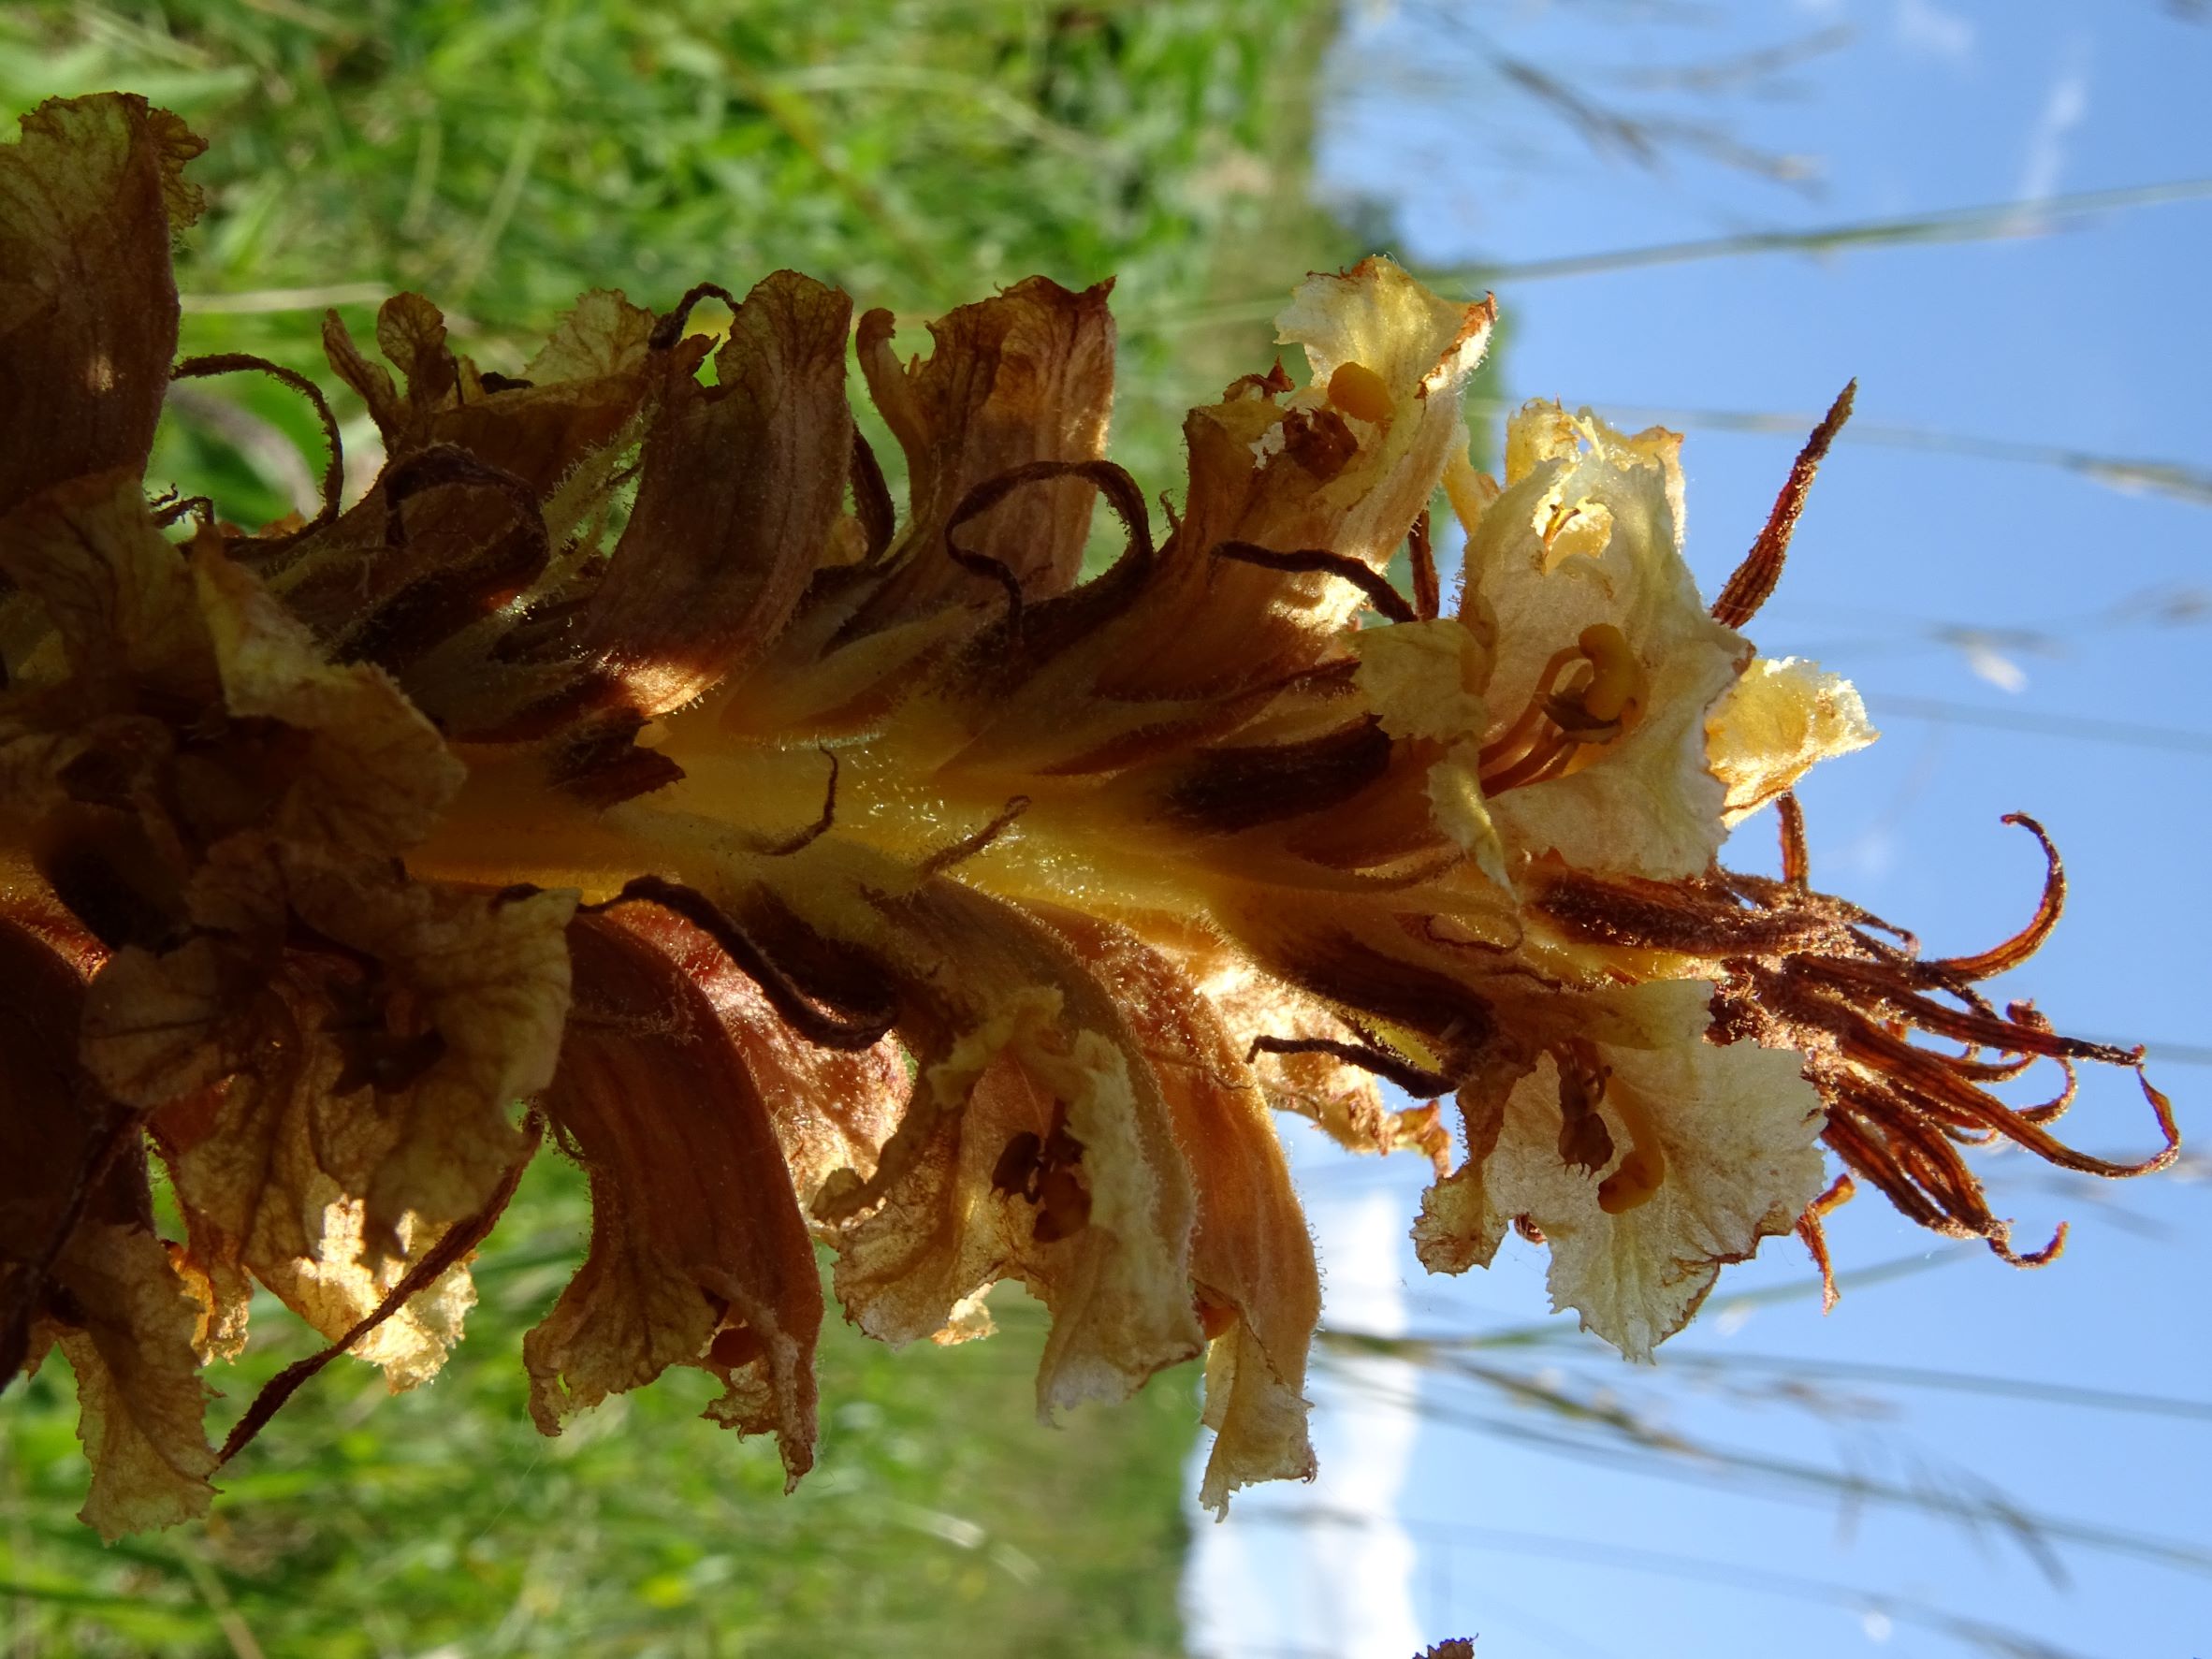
[0,95,2181,1538]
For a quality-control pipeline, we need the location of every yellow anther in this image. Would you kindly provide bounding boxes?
[1576,622,1645,723]
[1327,359,1394,425]
[1539,502,1583,552]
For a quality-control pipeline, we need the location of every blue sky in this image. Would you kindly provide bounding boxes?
[1190,5,2211,1656]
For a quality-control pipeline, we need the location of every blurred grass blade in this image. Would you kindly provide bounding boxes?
[1862,691,2212,757]
[179,284,392,314]
[1141,176,2212,330]
[1236,1507,2102,1659]
[1466,397,2212,510]
[1638,1350,2212,1422]
[1317,1363,2212,1584]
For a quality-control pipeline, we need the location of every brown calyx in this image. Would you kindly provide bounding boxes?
[1530,812,2179,1276]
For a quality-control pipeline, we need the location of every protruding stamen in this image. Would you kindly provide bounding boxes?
[1928,815,2065,979]
[1477,646,1581,776]
[1477,628,1647,794]
[1794,1171,1855,1313]
[1539,502,1585,556]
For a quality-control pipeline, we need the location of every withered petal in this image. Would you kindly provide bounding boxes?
[851,276,1115,623]
[1,915,124,1382]
[1082,258,1492,706]
[526,910,824,1486]
[86,842,575,1253]
[375,293,454,393]
[271,298,650,661]
[282,851,575,1247]
[1035,909,1321,1514]
[51,1218,219,1541]
[0,920,218,1538]
[1483,982,1826,1361]
[577,269,855,715]
[0,470,212,703]
[0,95,202,519]
[814,879,1203,1419]
[0,95,2181,1544]
[145,986,480,1390]
[191,541,466,853]
[524,289,657,384]
[1410,1062,1521,1275]
[629,904,904,1214]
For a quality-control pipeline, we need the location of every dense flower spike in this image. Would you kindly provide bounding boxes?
[0,96,2181,1536]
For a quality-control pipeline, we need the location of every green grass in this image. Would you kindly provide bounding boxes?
[2,0,1322,318]
[1,0,1353,523]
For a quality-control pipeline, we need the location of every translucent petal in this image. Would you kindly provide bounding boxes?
[1706,656,1877,824]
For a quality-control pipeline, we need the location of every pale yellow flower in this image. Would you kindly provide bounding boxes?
[1475,981,1826,1360]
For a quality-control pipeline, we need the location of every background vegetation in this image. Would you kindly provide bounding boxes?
[0,0,1354,522]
